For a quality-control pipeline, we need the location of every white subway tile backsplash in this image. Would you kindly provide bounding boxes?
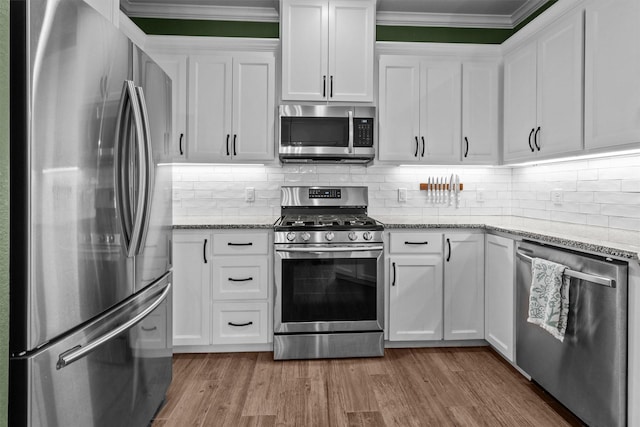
[172,155,640,245]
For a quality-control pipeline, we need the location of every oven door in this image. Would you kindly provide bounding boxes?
[274,244,384,334]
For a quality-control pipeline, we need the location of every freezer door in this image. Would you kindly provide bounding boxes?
[11,0,141,352]
[132,47,173,290]
[9,273,173,427]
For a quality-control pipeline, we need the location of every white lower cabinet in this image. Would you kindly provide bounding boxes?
[389,255,444,341]
[172,229,272,351]
[484,234,515,362]
[444,233,485,340]
[388,231,485,343]
[172,231,211,347]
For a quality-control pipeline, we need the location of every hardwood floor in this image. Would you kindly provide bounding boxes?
[152,347,584,427]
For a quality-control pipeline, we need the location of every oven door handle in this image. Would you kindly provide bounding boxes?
[276,246,383,253]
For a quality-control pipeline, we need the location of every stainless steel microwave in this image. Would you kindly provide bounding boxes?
[279,105,375,164]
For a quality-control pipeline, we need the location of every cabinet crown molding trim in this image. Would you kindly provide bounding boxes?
[121,1,280,22]
[376,42,502,58]
[145,35,279,53]
[376,11,514,29]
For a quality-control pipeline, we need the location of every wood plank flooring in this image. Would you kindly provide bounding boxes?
[152,347,585,427]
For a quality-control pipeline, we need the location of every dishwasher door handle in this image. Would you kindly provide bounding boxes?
[516,250,616,288]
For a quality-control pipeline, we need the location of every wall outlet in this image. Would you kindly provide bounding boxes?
[551,189,563,204]
[245,187,255,202]
[476,189,485,202]
[398,188,407,202]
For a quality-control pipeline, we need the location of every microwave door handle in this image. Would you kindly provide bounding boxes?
[348,110,354,154]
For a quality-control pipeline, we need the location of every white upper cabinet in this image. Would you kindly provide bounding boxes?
[378,57,421,162]
[462,62,499,164]
[378,56,461,163]
[232,55,276,160]
[151,53,188,160]
[189,53,275,162]
[189,55,233,162]
[281,0,375,102]
[504,11,583,163]
[421,61,462,163]
[584,0,640,150]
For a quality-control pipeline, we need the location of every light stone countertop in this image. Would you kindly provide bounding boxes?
[173,215,640,261]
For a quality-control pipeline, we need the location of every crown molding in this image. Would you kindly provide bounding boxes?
[144,34,279,53]
[510,0,552,27]
[376,41,502,58]
[376,11,514,29]
[120,1,280,22]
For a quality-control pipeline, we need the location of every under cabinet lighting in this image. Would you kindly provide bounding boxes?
[169,163,265,167]
[509,148,640,167]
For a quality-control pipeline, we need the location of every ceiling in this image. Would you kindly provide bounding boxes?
[120,0,549,28]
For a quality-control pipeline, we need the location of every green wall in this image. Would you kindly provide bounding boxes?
[131,0,558,43]
[0,0,9,425]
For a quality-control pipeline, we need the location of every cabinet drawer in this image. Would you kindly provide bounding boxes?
[212,257,268,300]
[211,302,269,344]
[134,305,168,350]
[389,232,442,254]
[213,233,269,255]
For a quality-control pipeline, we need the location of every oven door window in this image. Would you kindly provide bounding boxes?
[281,257,377,322]
[280,117,348,147]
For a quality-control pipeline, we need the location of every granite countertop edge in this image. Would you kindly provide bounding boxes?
[384,223,639,261]
[172,222,639,261]
[173,224,274,230]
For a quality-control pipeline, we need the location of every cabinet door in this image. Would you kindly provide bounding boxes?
[485,235,515,362]
[152,53,188,160]
[328,0,375,102]
[420,61,462,163]
[537,12,583,157]
[585,0,640,150]
[281,0,328,101]
[504,41,538,162]
[378,56,421,162]
[172,232,211,347]
[232,54,275,161]
[188,55,233,162]
[389,255,443,341]
[462,62,499,164]
[444,234,484,340]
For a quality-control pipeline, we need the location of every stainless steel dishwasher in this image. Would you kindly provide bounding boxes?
[516,241,628,427]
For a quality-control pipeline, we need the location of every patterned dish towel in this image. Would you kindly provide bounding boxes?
[527,257,570,342]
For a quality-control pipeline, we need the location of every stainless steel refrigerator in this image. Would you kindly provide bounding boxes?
[9,0,174,425]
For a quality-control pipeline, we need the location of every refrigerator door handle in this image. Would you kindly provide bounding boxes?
[115,80,147,258]
[56,280,171,370]
[133,86,155,256]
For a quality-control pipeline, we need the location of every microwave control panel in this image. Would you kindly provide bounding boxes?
[354,118,374,147]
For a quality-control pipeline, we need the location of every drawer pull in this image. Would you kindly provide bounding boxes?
[228,242,253,246]
[228,277,253,282]
[141,326,157,332]
[228,321,253,327]
[404,241,429,245]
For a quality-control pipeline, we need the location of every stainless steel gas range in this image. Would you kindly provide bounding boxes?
[273,186,384,360]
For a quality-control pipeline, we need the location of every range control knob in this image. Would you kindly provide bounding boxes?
[348,232,358,241]
[301,232,311,242]
[325,231,335,241]
[363,231,373,241]
[286,232,296,242]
